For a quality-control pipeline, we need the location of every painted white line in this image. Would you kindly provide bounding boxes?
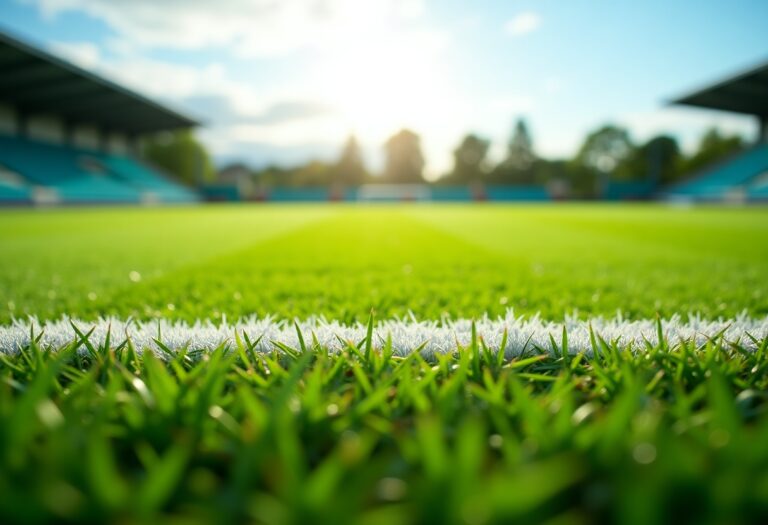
[2,312,766,357]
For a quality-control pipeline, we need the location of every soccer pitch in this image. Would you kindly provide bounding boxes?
[2,204,767,322]
[2,204,768,524]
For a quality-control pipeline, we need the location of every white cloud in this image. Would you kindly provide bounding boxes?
[31,0,428,57]
[47,40,343,152]
[505,12,541,37]
[37,1,473,174]
[46,39,464,174]
[36,0,463,173]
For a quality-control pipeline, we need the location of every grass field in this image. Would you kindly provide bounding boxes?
[2,204,767,322]
[2,204,768,524]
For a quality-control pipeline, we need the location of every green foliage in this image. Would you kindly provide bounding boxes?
[286,160,336,187]
[1,205,767,323]
[143,129,215,185]
[622,135,683,184]
[491,118,538,185]
[444,134,491,184]
[383,129,425,183]
[1,330,767,524]
[570,125,634,195]
[209,123,746,196]
[336,135,369,186]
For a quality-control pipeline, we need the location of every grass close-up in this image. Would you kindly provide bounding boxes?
[1,204,768,524]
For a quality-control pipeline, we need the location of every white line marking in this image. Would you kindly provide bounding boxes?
[2,312,766,357]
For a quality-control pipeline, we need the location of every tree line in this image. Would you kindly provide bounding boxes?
[143,120,747,197]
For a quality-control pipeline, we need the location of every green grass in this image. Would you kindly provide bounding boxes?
[2,203,768,524]
[1,204,767,322]
[2,330,767,524]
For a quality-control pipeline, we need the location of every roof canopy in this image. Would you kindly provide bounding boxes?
[0,30,199,135]
[671,61,768,118]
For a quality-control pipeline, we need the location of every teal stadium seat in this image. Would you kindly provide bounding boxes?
[0,135,198,204]
[746,175,768,202]
[0,180,30,203]
[100,155,199,203]
[485,186,550,201]
[665,144,768,201]
[603,180,656,201]
[268,188,329,202]
[430,187,474,201]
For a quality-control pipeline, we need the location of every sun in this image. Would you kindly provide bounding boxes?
[311,30,455,142]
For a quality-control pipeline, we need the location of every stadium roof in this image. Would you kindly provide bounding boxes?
[0,29,199,134]
[670,60,768,118]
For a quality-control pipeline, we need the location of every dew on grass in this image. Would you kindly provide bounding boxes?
[376,477,407,502]
[632,443,657,464]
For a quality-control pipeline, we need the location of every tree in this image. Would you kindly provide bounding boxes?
[681,128,744,177]
[570,125,633,195]
[336,135,368,186]
[492,118,537,184]
[253,164,289,187]
[574,125,633,175]
[289,160,334,187]
[623,135,682,184]
[383,129,425,183]
[506,118,536,171]
[143,129,214,185]
[446,134,490,184]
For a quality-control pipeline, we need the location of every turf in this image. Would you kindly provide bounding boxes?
[2,203,768,524]
[1,204,767,322]
[1,328,767,524]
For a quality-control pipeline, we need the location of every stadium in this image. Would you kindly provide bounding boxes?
[0,31,199,205]
[1,28,767,206]
[1,2,768,524]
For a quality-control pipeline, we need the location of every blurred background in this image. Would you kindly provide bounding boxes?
[0,0,766,205]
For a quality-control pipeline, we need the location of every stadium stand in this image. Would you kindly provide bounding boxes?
[0,159,31,204]
[485,186,550,201]
[747,183,768,202]
[603,180,657,201]
[430,187,474,201]
[0,134,142,203]
[664,144,768,202]
[199,184,243,202]
[0,30,200,205]
[268,187,330,202]
[101,155,199,203]
[0,180,30,204]
[351,184,549,202]
[668,60,768,203]
[356,184,431,202]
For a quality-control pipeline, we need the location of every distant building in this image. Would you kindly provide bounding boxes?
[217,163,255,198]
[0,29,200,205]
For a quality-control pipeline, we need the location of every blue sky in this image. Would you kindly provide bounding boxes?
[1,0,767,176]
